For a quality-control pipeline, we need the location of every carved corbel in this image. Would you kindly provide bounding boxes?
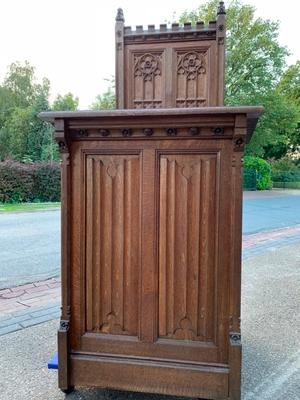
[233,114,247,152]
[54,119,69,154]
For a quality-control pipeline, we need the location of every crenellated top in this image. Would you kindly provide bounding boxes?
[115,2,226,109]
[121,21,219,44]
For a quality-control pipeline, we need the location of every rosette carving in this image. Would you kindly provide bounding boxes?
[178,51,206,80]
[134,53,161,82]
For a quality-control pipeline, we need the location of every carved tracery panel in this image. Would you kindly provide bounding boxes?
[132,51,164,109]
[176,50,208,107]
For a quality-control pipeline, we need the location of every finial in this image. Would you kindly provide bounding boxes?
[217,1,226,15]
[116,8,125,22]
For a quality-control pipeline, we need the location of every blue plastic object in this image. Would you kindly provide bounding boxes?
[48,352,58,369]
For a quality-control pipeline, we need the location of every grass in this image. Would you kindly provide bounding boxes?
[0,202,61,213]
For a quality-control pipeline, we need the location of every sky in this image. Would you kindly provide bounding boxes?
[0,0,299,109]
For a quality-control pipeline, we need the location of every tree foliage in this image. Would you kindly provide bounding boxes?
[90,78,116,110]
[278,61,300,107]
[52,92,79,111]
[179,0,299,158]
[90,88,116,110]
[0,61,78,162]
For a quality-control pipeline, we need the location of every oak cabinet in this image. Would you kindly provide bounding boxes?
[40,107,263,399]
[40,2,263,399]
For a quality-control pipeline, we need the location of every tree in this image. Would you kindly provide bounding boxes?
[276,61,300,153]
[278,61,300,107]
[90,78,116,110]
[0,61,59,162]
[52,92,79,111]
[180,0,288,103]
[179,0,298,158]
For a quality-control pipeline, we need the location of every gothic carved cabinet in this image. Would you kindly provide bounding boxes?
[40,107,262,400]
[40,3,263,400]
[115,4,225,109]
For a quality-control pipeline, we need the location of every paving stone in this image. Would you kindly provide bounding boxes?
[11,283,35,292]
[30,305,60,318]
[0,289,12,295]
[25,285,49,294]
[0,313,32,327]
[19,291,49,300]
[0,323,22,336]
[47,282,61,289]
[20,314,55,328]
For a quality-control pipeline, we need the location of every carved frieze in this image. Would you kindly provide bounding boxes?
[68,126,233,139]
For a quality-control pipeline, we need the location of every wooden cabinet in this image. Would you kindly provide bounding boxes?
[40,2,263,399]
[40,107,263,399]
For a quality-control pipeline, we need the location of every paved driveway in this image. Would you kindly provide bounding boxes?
[0,189,299,289]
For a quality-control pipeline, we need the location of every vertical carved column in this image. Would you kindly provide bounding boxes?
[229,114,247,400]
[216,1,226,105]
[55,119,72,392]
[115,8,125,108]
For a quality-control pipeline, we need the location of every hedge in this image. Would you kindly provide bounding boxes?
[243,156,272,190]
[273,181,300,189]
[0,160,61,203]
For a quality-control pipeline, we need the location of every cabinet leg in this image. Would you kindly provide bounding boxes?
[61,385,74,394]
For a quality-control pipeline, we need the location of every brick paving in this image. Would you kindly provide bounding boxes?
[0,277,60,336]
[0,224,299,336]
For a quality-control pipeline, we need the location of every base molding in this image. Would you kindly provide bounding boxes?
[70,353,229,399]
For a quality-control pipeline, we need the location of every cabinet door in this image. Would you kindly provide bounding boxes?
[156,149,229,364]
[71,142,229,367]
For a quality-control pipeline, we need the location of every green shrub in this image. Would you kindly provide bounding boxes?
[33,163,61,202]
[243,156,272,190]
[0,159,60,203]
[270,158,300,182]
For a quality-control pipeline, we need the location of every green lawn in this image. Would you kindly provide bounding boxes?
[0,202,61,213]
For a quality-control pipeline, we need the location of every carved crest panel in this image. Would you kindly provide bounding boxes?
[131,51,164,109]
[158,154,218,342]
[176,50,208,107]
[85,154,141,336]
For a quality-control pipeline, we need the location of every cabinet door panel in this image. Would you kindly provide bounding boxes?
[85,154,141,337]
[159,153,218,344]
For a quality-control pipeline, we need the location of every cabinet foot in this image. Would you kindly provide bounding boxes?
[61,386,74,394]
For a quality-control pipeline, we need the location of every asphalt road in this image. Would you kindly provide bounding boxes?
[0,190,299,289]
[0,211,60,289]
[243,191,300,234]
